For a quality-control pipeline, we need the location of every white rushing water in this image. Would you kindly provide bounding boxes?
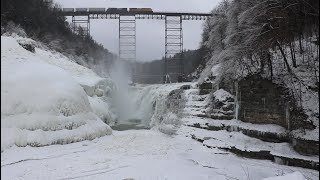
[109,60,165,129]
[108,59,186,131]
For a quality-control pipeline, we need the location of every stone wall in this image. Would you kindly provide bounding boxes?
[236,74,313,130]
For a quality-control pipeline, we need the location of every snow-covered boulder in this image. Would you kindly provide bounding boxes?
[158,112,181,135]
[1,61,112,151]
[213,89,234,102]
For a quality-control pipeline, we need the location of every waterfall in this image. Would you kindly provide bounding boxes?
[109,59,183,132]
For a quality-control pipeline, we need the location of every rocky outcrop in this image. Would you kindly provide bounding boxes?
[188,123,289,143]
[18,42,35,53]
[191,133,319,171]
[292,138,319,156]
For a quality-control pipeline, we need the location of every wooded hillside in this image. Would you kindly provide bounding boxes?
[1,0,116,74]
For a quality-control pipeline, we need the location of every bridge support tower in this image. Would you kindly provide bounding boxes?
[164,15,184,83]
[72,15,90,38]
[119,15,137,82]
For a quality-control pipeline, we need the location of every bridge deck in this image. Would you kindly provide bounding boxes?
[60,11,212,16]
[59,11,213,20]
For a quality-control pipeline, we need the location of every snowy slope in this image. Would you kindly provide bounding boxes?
[10,35,106,87]
[1,35,112,151]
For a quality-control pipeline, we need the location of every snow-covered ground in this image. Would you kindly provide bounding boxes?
[263,172,308,180]
[2,129,318,180]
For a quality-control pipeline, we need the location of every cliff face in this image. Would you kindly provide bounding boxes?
[235,74,318,156]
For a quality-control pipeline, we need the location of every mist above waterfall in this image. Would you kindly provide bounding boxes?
[109,59,155,130]
[109,59,135,124]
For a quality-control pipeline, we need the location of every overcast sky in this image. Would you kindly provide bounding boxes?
[54,0,222,62]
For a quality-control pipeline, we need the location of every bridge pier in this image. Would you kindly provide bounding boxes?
[72,15,90,38]
[119,15,137,82]
[164,15,184,83]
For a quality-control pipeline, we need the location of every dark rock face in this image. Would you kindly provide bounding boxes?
[237,74,313,131]
[199,89,211,95]
[273,155,319,171]
[292,138,319,156]
[111,124,149,131]
[180,85,191,90]
[209,114,234,120]
[19,42,35,53]
[222,103,234,111]
[199,82,214,90]
[212,99,225,109]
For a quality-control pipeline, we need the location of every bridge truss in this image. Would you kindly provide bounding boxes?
[64,11,212,83]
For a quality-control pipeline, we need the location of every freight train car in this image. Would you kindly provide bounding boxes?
[129,8,153,13]
[106,8,118,13]
[106,8,128,14]
[62,8,74,12]
[117,8,128,13]
[75,8,88,12]
[141,8,153,13]
[129,8,138,12]
[88,8,106,13]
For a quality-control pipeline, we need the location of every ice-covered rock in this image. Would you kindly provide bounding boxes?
[1,35,113,151]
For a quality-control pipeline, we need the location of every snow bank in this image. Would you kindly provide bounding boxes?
[1,35,112,151]
[263,172,306,180]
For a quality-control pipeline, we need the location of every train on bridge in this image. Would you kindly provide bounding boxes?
[60,8,153,14]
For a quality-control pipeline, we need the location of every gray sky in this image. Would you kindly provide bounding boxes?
[54,0,222,62]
